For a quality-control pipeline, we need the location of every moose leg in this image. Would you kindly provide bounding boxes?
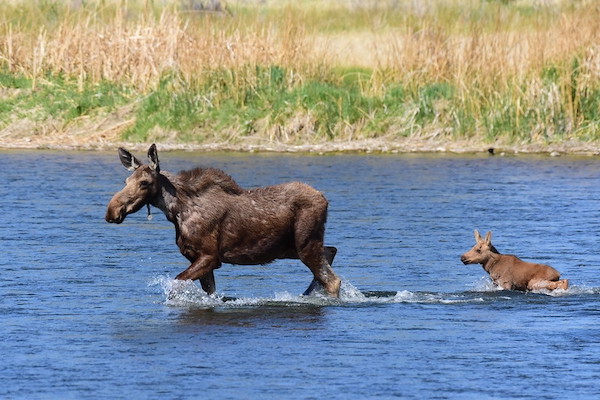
[299,243,341,298]
[303,246,337,296]
[176,255,220,295]
[294,201,341,297]
[199,270,217,295]
[324,246,337,265]
[555,279,569,290]
[528,279,569,291]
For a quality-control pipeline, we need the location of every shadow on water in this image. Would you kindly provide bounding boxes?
[175,304,326,328]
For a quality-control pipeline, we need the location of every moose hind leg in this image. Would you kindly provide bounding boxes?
[555,279,569,290]
[546,279,569,290]
[295,199,341,297]
[300,244,341,297]
[528,279,569,291]
[324,246,337,265]
[303,246,338,296]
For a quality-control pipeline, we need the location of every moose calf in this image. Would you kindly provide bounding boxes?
[461,230,568,292]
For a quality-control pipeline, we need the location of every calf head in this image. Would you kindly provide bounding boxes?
[105,144,161,224]
[461,230,497,265]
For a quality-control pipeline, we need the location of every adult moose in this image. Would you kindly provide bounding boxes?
[105,144,341,297]
[461,230,568,291]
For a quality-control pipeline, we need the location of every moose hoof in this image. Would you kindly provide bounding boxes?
[328,277,341,298]
[303,278,341,298]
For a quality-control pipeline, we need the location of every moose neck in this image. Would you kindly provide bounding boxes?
[482,252,501,273]
[148,172,179,223]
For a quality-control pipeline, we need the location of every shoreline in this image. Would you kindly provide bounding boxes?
[2,135,600,156]
[1,112,598,156]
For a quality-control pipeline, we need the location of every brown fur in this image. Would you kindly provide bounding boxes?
[106,144,341,297]
[461,230,568,291]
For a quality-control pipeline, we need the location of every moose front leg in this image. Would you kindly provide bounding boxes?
[176,255,220,295]
[199,271,216,294]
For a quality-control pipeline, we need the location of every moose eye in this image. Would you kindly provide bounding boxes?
[476,249,482,253]
[140,180,149,188]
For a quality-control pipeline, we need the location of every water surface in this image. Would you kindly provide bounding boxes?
[1,150,600,399]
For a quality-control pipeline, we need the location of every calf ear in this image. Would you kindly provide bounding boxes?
[147,143,160,173]
[118,148,142,171]
[474,229,483,243]
[484,231,492,245]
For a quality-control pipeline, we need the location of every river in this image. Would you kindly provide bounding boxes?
[1,150,600,399]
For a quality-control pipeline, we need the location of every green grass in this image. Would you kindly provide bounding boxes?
[0,70,131,127]
[124,67,390,142]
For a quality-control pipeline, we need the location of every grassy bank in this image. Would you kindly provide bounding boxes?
[0,0,599,151]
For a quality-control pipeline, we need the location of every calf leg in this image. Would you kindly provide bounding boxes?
[546,279,569,290]
[294,201,341,297]
[555,279,569,290]
[528,279,569,291]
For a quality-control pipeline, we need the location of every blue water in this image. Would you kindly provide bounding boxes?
[2,150,600,399]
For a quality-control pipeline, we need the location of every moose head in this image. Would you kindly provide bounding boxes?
[105,144,161,224]
[460,230,499,265]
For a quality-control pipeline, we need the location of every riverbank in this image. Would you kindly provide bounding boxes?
[2,121,599,156]
[1,1,599,155]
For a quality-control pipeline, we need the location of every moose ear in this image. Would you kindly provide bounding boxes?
[474,229,483,243]
[118,148,142,171]
[484,231,492,245]
[147,143,160,173]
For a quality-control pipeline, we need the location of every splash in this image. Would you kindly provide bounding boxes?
[149,275,227,307]
[148,275,600,308]
[148,276,390,307]
[542,284,600,297]
[467,276,600,297]
[148,276,484,307]
[470,277,505,292]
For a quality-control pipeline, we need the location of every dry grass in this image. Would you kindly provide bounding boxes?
[1,1,317,90]
[3,0,597,89]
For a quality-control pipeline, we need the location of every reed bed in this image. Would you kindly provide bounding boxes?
[0,0,598,148]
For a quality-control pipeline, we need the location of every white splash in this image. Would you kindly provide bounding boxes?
[540,284,600,297]
[148,276,393,307]
[149,275,226,307]
[470,277,504,292]
[468,276,600,297]
[148,275,598,308]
